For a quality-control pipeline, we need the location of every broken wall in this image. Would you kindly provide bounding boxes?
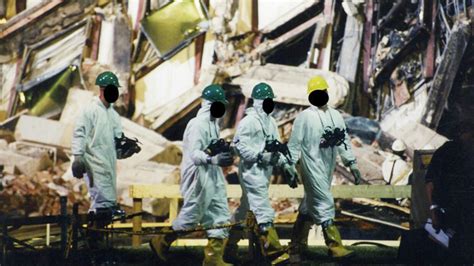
[0,0,96,56]
[0,0,96,120]
[134,44,197,118]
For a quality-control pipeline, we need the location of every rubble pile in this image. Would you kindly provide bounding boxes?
[0,165,89,217]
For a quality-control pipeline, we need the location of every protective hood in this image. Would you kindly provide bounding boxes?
[197,99,212,117]
[246,101,271,131]
[309,104,328,113]
[95,97,113,110]
[199,99,226,118]
[253,99,272,119]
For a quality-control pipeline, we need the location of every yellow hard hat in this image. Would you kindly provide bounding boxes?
[307,76,329,94]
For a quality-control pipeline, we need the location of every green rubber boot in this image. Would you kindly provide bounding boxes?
[322,221,354,259]
[203,238,232,266]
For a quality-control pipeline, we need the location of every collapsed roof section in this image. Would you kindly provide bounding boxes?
[232,63,348,108]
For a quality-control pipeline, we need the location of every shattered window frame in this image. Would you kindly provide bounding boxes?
[140,0,210,60]
[17,19,90,91]
[13,19,91,117]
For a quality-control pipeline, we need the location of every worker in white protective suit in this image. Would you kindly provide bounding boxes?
[224,83,298,264]
[72,71,124,211]
[72,71,141,247]
[150,84,234,266]
[382,139,412,186]
[286,76,362,262]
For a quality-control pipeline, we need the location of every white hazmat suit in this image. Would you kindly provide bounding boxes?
[172,100,231,239]
[287,105,356,224]
[232,99,286,225]
[72,97,123,211]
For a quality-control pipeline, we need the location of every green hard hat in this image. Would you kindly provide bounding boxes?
[96,71,121,87]
[251,82,275,100]
[202,84,228,104]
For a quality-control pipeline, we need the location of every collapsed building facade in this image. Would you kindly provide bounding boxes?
[0,0,473,255]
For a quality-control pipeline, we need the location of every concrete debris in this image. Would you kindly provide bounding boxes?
[0,149,49,177]
[14,115,74,151]
[421,19,471,129]
[0,168,89,217]
[341,0,362,17]
[384,121,448,158]
[336,15,363,84]
[334,137,388,185]
[344,116,381,144]
[233,63,349,107]
[118,161,179,215]
[59,88,94,123]
[150,143,183,166]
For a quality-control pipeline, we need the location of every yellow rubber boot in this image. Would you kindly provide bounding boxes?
[322,223,354,259]
[149,232,177,262]
[223,227,244,264]
[259,225,287,261]
[288,213,313,264]
[203,238,232,266]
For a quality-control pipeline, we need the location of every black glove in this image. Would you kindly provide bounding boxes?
[209,152,234,167]
[283,164,298,189]
[72,156,86,178]
[350,164,362,185]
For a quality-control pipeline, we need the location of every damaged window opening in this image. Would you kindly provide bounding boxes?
[261,2,323,40]
[262,26,316,66]
[18,65,80,118]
